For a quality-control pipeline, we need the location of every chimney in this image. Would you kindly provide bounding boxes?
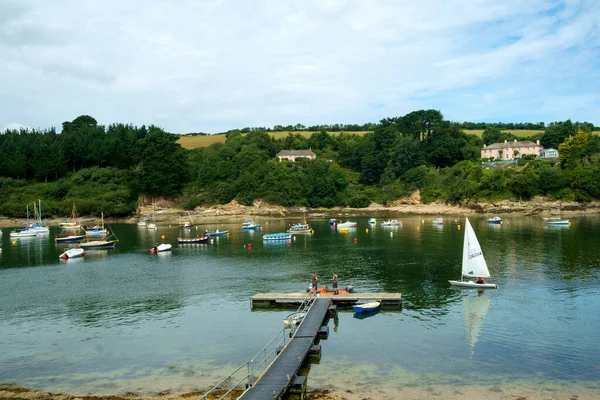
[536,140,540,145]
[514,139,517,142]
[504,140,507,143]
[483,144,487,148]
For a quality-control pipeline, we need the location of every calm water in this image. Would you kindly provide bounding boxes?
[1,216,599,395]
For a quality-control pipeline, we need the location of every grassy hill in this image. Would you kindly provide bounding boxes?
[176,129,597,149]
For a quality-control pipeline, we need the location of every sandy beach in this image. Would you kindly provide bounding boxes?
[1,382,597,400]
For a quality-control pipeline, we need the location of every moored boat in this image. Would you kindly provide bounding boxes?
[328,218,337,225]
[545,218,570,225]
[337,221,357,229]
[352,301,381,313]
[433,218,444,224]
[242,219,261,230]
[150,243,172,253]
[381,219,401,226]
[263,233,291,241]
[178,236,209,244]
[283,311,306,326]
[55,233,85,243]
[9,229,37,238]
[59,248,85,259]
[487,216,502,223]
[288,223,312,234]
[368,218,376,224]
[204,230,229,236]
[79,239,117,250]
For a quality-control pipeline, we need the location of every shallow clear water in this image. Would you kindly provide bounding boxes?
[1,216,599,395]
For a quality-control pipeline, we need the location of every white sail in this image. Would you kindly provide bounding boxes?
[461,218,491,278]
[463,295,490,358]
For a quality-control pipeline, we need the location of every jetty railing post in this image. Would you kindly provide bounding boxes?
[248,360,254,387]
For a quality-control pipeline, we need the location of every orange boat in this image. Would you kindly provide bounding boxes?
[308,285,354,295]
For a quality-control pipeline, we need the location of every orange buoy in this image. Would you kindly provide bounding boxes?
[247,244,252,249]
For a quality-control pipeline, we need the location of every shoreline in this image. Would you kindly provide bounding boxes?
[1,198,599,228]
[1,381,597,400]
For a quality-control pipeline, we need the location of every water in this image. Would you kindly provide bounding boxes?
[1,216,599,395]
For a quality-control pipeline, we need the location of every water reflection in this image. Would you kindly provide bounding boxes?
[353,309,380,320]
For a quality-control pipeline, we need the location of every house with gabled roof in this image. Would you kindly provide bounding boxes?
[276,149,316,162]
[481,139,542,160]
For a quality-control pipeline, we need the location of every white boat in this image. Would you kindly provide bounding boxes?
[449,218,498,289]
[368,218,376,224]
[28,200,49,233]
[59,204,81,230]
[242,219,261,230]
[288,223,312,234]
[147,199,157,230]
[59,248,85,259]
[463,295,490,357]
[381,219,401,226]
[151,243,172,253]
[9,229,37,238]
[283,311,306,325]
[545,218,570,225]
[487,216,502,223]
[433,218,444,224]
[80,216,118,250]
[337,221,357,229]
[137,217,147,226]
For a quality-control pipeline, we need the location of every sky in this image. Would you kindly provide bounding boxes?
[1,0,599,134]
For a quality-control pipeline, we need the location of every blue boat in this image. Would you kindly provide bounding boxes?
[242,219,261,230]
[352,301,381,313]
[328,219,337,225]
[263,233,292,241]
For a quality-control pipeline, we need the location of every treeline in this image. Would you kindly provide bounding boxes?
[1,110,599,218]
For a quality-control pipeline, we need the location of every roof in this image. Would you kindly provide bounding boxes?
[277,149,316,157]
[540,148,558,152]
[484,141,541,150]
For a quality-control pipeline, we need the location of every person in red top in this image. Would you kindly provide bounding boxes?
[476,277,485,284]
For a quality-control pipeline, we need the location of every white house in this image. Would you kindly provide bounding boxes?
[539,148,559,159]
[276,149,316,162]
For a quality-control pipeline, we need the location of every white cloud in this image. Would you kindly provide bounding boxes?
[0,0,598,133]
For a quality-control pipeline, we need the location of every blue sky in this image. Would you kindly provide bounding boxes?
[1,0,598,133]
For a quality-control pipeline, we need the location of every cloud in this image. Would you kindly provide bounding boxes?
[0,0,599,133]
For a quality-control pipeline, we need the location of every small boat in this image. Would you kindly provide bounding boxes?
[352,301,381,313]
[283,311,306,326]
[263,233,292,241]
[147,199,157,230]
[433,218,444,224]
[55,234,85,243]
[9,229,37,238]
[449,218,498,289]
[85,212,108,237]
[487,216,502,223]
[288,223,312,234]
[545,218,570,225]
[328,219,337,225]
[242,220,261,230]
[79,239,117,250]
[204,230,229,236]
[178,236,209,244]
[381,219,401,226]
[150,243,172,253]
[59,204,81,230]
[137,217,147,227]
[337,221,357,229]
[368,218,376,224]
[59,248,85,260]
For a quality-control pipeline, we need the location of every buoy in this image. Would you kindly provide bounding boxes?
[458,225,461,230]
[311,229,314,235]
[161,235,165,239]
[169,224,172,228]
[390,232,393,237]
[422,220,424,224]
[353,238,357,243]
[266,221,269,225]
[210,239,214,244]
[293,236,296,241]
[12,241,16,245]
[416,226,420,231]
[227,232,230,236]
[248,243,252,249]
[366,228,369,233]
[287,241,291,246]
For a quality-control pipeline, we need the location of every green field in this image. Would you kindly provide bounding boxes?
[177,131,371,149]
[177,129,599,149]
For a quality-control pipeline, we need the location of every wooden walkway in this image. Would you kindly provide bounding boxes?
[239,298,331,400]
[251,292,402,308]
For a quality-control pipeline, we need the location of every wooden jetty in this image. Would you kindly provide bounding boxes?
[251,292,402,308]
[240,298,332,399]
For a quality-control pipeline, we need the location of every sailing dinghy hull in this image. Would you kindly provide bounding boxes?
[449,280,497,289]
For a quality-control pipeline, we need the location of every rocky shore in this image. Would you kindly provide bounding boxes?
[1,195,599,228]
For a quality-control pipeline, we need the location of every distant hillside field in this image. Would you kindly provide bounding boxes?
[177,129,598,149]
[464,129,544,138]
[177,131,371,149]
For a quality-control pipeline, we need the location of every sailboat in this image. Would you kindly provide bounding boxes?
[80,212,118,250]
[463,295,490,358]
[147,199,157,230]
[28,200,49,233]
[59,204,81,229]
[449,218,498,289]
